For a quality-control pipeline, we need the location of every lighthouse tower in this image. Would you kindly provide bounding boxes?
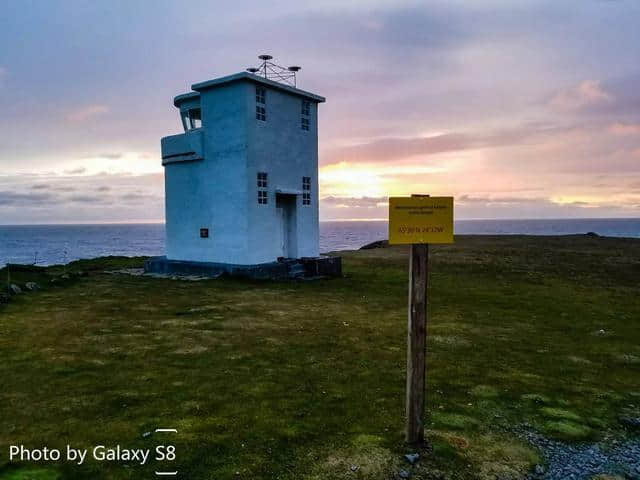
[145,56,341,279]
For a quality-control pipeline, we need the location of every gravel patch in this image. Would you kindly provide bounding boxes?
[518,429,640,480]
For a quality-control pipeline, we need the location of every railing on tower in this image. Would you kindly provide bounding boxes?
[246,55,301,87]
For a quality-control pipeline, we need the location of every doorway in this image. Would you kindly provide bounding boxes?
[275,193,297,259]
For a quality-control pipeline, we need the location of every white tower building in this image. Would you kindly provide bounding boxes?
[146,58,341,279]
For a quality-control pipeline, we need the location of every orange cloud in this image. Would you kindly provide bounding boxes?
[608,123,640,136]
[549,80,612,110]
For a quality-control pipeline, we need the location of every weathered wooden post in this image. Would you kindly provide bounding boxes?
[388,195,454,445]
[406,242,429,443]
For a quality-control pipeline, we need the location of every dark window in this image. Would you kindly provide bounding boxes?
[301,117,309,131]
[301,100,310,116]
[256,86,266,104]
[257,172,268,204]
[182,108,202,131]
[256,105,266,121]
[200,228,209,238]
[189,108,202,129]
[257,172,268,188]
[302,177,311,205]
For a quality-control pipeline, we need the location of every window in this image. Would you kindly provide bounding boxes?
[301,100,310,116]
[301,99,310,131]
[200,228,209,238]
[181,111,190,131]
[302,177,311,205]
[189,108,201,129]
[256,87,266,121]
[256,86,266,104]
[257,172,268,205]
[257,172,268,188]
[181,108,202,131]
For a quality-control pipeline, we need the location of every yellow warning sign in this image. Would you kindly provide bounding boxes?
[388,196,454,244]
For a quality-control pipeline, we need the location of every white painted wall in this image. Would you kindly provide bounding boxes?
[161,75,322,265]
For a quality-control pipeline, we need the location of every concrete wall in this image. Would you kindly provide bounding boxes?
[163,78,320,265]
[165,82,249,263]
[246,84,320,263]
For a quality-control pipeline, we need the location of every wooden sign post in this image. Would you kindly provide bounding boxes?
[388,195,454,444]
[406,241,429,443]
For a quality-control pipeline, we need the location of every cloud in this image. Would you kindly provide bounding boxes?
[323,125,561,165]
[321,196,387,208]
[549,80,612,111]
[2,2,640,222]
[608,123,640,136]
[457,195,546,205]
[95,153,123,160]
[31,184,50,190]
[121,192,162,203]
[65,104,110,122]
[68,194,109,203]
[0,171,166,223]
[0,191,54,205]
[63,167,87,175]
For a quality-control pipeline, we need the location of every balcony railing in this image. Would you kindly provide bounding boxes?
[161,129,204,165]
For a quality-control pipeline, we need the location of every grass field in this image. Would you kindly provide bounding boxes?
[0,235,639,480]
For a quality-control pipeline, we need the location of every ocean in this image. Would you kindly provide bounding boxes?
[1,218,639,267]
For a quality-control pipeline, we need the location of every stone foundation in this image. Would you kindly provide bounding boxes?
[144,256,341,280]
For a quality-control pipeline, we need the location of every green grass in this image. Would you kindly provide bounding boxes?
[0,235,639,479]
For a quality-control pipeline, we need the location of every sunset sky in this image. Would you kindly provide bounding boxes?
[1,0,639,223]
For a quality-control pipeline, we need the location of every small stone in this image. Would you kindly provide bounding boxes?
[535,464,545,475]
[398,470,410,479]
[142,431,151,438]
[350,465,359,472]
[598,329,606,335]
[24,281,39,291]
[60,273,70,280]
[9,284,22,295]
[404,453,419,465]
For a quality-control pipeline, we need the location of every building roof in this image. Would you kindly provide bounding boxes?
[191,72,325,103]
[173,91,200,108]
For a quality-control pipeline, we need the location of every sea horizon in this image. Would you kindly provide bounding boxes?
[1,215,640,227]
[1,218,639,267]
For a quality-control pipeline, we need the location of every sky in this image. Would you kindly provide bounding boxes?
[1,0,640,223]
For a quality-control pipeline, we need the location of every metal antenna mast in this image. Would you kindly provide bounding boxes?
[247,54,301,87]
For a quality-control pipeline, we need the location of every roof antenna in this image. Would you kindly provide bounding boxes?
[246,55,301,87]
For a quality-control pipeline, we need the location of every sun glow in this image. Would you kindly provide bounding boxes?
[60,152,161,176]
[319,162,387,197]
[319,161,450,198]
